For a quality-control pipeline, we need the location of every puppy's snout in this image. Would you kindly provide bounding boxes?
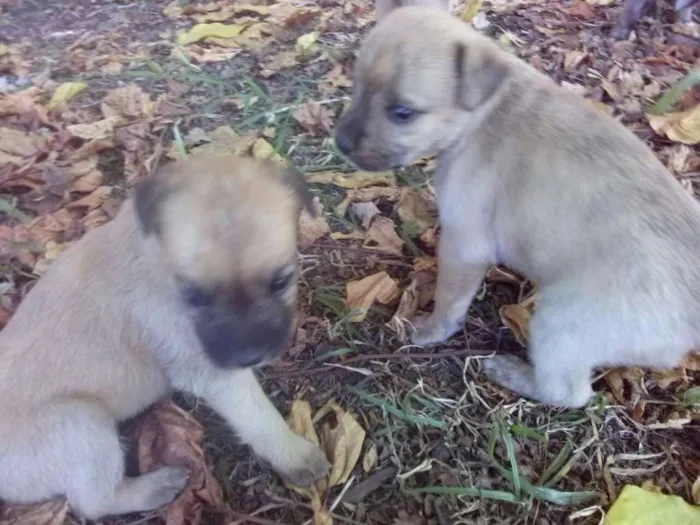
[335,111,364,156]
[195,302,293,369]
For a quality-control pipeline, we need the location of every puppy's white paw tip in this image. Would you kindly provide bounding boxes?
[276,436,330,487]
[410,315,457,346]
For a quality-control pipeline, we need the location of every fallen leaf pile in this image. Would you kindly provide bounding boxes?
[0,82,189,275]
[286,399,367,525]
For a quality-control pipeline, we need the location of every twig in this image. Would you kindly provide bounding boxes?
[263,348,495,380]
[228,509,287,525]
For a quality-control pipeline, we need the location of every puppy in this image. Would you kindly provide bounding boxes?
[612,0,699,40]
[376,0,453,20]
[334,6,700,409]
[0,155,330,519]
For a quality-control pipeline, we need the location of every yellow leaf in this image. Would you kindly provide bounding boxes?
[48,82,87,109]
[251,137,286,166]
[313,402,366,488]
[604,485,700,525]
[346,271,400,323]
[162,2,183,17]
[389,278,420,340]
[306,170,396,189]
[296,31,320,54]
[459,0,483,22]
[287,399,321,446]
[178,23,246,45]
[647,106,700,145]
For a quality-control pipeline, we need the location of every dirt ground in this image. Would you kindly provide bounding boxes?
[1,0,700,524]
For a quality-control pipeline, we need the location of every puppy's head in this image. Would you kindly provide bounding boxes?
[335,7,510,171]
[134,154,314,369]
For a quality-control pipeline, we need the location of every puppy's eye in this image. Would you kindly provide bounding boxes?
[181,283,213,308]
[387,105,416,124]
[269,270,294,295]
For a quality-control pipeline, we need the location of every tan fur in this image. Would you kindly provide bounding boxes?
[335,7,700,408]
[0,155,329,519]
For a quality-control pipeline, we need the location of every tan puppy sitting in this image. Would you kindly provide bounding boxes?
[334,6,700,409]
[0,155,330,519]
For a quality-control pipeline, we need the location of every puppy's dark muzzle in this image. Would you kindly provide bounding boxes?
[335,110,364,157]
[194,303,293,369]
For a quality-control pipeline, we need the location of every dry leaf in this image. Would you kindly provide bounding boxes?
[313,401,366,488]
[186,126,258,159]
[364,216,404,256]
[389,278,420,340]
[460,0,483,22]
[292,100,333,137]
[131,399,222,525]
[604,367,647,420]
[299,197,330,246]
[648,106,700,145]
[692,475,700,505]
[287,399,322,447]
[296,31,320,54]
[346,271,400,322]
[307,170,396,189]
[251,137,286,166]
[48,82,87,110]
[0,500,69,525]
[101,83,153,120]
[177,23,245,45]
[363,442,378,474]
[499,293,538,346]
[396,188,436,235]
[66,116,122,141]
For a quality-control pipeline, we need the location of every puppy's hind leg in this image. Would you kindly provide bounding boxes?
[18,401,188,520]
[482,314,594,408]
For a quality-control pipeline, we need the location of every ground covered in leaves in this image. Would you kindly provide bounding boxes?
[1,0,700,524]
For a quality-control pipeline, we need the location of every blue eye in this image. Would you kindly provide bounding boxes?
[387,105,416,123]
[181,283,213,308]
[270,270,293,295]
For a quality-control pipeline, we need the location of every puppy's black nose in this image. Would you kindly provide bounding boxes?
[335,113,364,156]
[335,129,356,156]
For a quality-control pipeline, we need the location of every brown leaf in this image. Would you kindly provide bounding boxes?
[499,293,538,346]
[345,271,400,322]
[364,216,404,256]
[0,499,69,525]
[566,0,596,19]
[0,128,49,164]
[101,83,154,120]
[395,188,437,235]
[292,100,334,137]
[131,399,223,525]
[298,197,330,246]
[66,116,122,141]
[389,278,420,340]
[604,367,647,419]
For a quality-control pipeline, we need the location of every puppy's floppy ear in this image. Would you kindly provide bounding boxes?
[133,165,173,236]
[281,166,317,218]
[454,42,509,111]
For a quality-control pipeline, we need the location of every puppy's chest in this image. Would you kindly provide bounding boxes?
[434,165,497,231]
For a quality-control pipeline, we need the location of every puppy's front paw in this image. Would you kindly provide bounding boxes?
[275,434,330,487]
[411,314,460,346]
[482,354,530,385]
[142,466,190,508]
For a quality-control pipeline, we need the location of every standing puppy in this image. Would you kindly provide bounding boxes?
[0,155,330,519]
[334,7,700,409]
